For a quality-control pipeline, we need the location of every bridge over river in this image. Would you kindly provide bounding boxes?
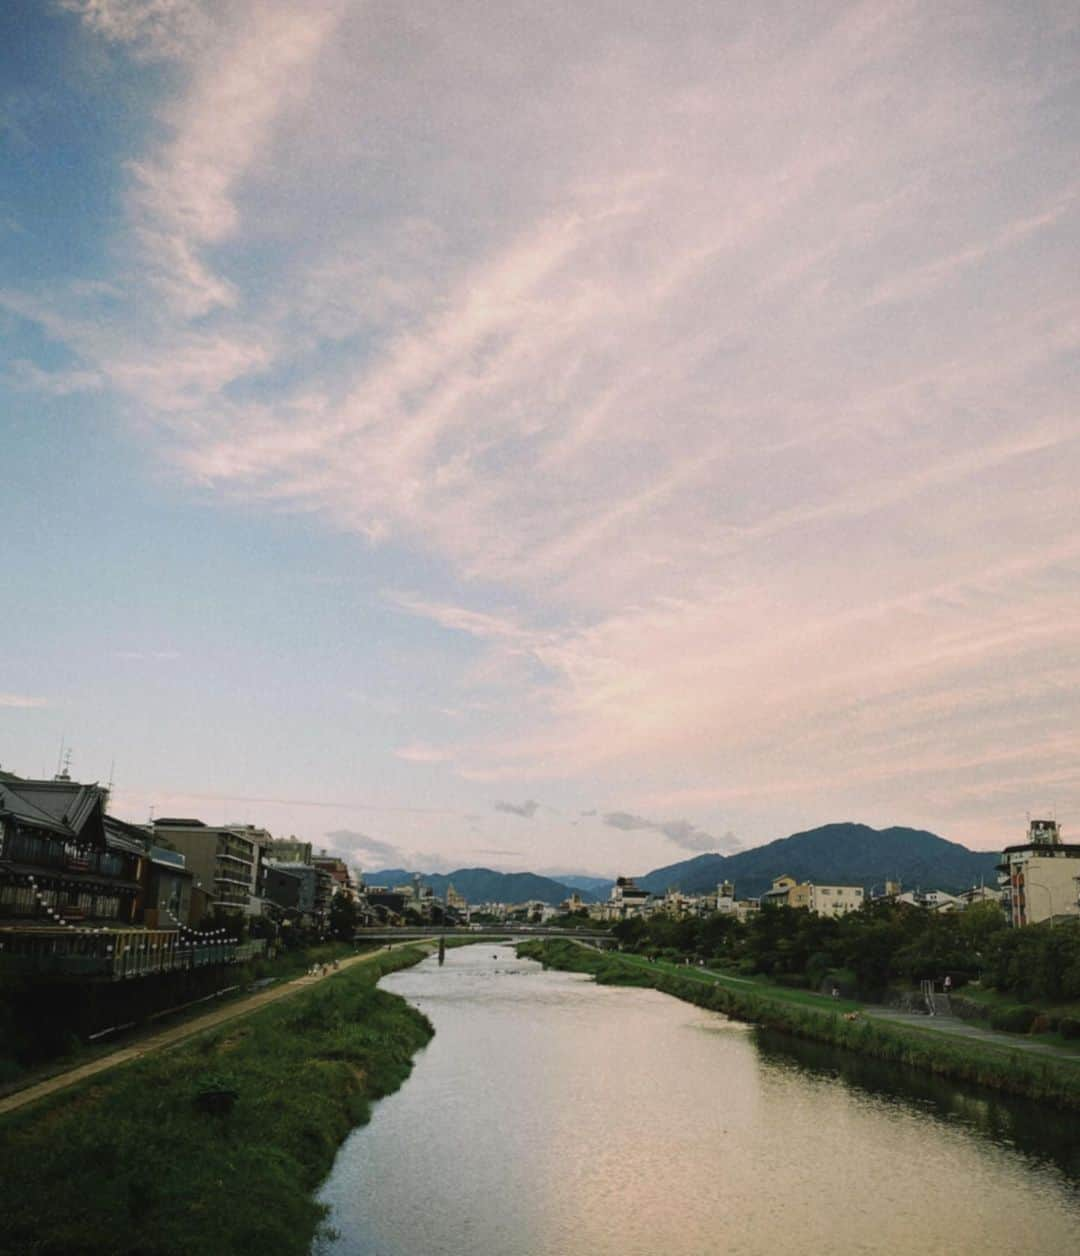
[353,925,616,947]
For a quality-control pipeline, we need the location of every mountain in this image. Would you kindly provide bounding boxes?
[636,823,1000,899]
[554,875,615,897]
[362,866,593,905]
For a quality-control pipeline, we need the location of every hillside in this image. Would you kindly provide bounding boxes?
[555,875,615,897]
[362,867,592,905]
[636,823,1000,899]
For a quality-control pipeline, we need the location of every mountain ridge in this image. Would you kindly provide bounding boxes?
[634,822,1000,898]
[362,866,594,905]
[360,824,1001,906]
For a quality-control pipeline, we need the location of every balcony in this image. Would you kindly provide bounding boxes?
[1,830,134,882]
[214,870,252,889]
[218,850,253,867]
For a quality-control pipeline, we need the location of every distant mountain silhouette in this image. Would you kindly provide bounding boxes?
[554,874,615,897]
[362,866,593,905]
[636,823,1000,899]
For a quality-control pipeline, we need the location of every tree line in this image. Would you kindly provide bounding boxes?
[609,900,1080,1003]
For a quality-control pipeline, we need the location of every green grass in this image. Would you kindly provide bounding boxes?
[948,984,1080,1052]
[519,940,1080,1111]
[955,983,1080,1018]
[0,940,384,1088]
[0,945,435,1256]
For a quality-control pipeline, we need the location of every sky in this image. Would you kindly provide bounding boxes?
[2,1,1079,878]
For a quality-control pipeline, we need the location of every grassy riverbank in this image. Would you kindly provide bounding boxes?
[0,945,434,1256]
[518,940,1080,1111]
[0,939,384,1088]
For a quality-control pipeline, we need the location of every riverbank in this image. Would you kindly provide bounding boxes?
[0,944,435,1256]
[0,938,379,1090]
[518,940,1080,1111]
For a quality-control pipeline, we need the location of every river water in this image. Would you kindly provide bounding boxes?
[316,944,1080,1255]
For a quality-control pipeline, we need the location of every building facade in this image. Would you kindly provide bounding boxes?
[146,819,266,916]
[264,861,333,928]
[0,775,144,926]
[787,882,865,917]
[997,818,1080,926]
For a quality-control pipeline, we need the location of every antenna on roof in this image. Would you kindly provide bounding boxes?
[106,759,116,802]
[55,747,73,782]
[55,734,66,779]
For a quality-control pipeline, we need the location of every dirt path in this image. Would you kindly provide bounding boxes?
[0,944,430,1118]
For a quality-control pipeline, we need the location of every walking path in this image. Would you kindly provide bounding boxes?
[861,1005,1080,1061]
[0,944,429,1118]
[569,942,1080,1065]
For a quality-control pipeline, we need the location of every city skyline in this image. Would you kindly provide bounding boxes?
[3,1,1079,874]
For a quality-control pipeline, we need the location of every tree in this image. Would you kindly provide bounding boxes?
[329,893,359,941]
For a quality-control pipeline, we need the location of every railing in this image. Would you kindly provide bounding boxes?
[1,830,134,880]
[218,850,253,866]
[0,929,253,980]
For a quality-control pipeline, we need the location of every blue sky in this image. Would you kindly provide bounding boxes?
[3,1,1080,877]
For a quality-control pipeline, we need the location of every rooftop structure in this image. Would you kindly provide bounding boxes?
[997,818,1080,927]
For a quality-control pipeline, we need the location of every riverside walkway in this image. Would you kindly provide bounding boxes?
[0,931,591,1117]
[860,1004,1080,1060]
[0,942,434,1118]
[587,949,1080,1065]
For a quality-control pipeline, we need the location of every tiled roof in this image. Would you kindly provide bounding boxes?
[104,815,152,857]
[0,778,108,844]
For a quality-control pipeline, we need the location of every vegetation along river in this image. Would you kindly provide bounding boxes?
[316,943,1080,1255]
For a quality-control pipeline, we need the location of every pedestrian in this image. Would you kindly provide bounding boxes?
[943,974,952,995]
[831,986,840,1000]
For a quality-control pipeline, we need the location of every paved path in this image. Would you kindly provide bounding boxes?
[562,941,1080,1065]
[0,944,430,1118]
[861,1006,1080,1061]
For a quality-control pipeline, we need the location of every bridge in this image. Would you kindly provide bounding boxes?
[354,925,617,948]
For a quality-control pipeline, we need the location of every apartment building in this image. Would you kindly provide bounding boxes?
[997,818,1080,926]
[146,818,267,916]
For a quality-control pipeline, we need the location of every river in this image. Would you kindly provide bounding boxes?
[316,943,1080,1255]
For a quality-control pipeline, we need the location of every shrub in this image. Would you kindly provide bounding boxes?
[989,1005,1040,1034]
[1057,1017,1080,1040]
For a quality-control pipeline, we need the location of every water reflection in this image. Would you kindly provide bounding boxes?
[754,1028,1080,1184]
[316,944,1080,1256]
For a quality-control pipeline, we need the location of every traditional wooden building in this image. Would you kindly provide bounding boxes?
[0,774,143,926]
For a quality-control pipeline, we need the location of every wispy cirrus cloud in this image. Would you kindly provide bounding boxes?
[58,1,213,60]
[0,693,49,709]
[394,743,453,764]
[111,649,180,662]
[7,2,1080,851]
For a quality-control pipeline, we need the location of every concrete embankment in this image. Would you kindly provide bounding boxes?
[518,940,1080,1112]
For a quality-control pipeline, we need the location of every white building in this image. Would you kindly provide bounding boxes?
[997,818,1080,927]
[608,876,651,919]
[895,889,961,912]
[788,881,864,918]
